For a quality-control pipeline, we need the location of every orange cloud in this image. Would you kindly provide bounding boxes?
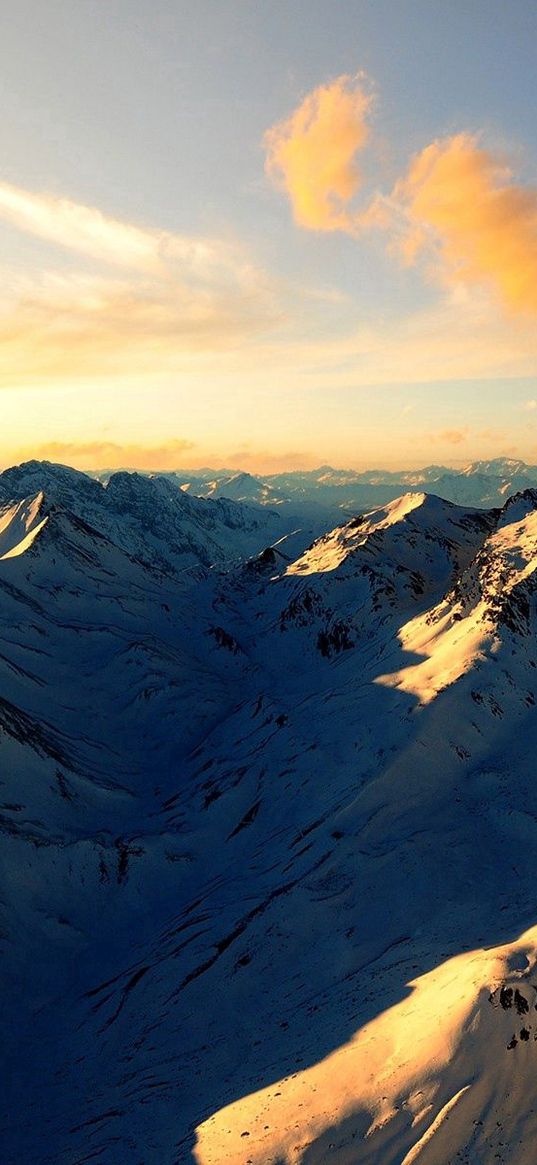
[429,428,469,446]
[391,133,537,313]
[265,82,537,317]
[13,438,195,472]
[264,75,373,231]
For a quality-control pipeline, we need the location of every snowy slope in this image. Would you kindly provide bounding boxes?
[0,492,48,558]
[4,478,537,1163]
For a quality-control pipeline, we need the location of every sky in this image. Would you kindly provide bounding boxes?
[1,0,537,473]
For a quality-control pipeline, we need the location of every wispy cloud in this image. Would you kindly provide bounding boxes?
[0,182,166,271]
[0,269,281,386]
[264,74,373,231]
[0,182,262,281]
[428,427,469,446]
[0,184,284,385]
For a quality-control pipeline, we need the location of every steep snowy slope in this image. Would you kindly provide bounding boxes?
[254,492,495,681]
[4,483,537,1164]
[0,492,48,558]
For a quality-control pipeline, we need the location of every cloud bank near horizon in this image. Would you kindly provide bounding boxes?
[10,438,196,473]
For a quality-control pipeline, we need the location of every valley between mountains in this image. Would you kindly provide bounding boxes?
[3,461,537,1164]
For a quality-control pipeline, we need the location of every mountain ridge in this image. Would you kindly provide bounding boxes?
[92,455,537,515]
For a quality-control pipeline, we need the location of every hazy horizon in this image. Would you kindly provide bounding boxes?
[2,450,535,478]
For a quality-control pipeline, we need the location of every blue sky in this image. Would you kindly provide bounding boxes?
[1,1,536,470]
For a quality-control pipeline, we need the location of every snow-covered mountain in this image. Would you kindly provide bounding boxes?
[0,460,290,578]
[170,456,537,517]
[180,470,290,508]
[4,466,537,1163]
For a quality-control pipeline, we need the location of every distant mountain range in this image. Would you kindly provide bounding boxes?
[4,460,537,1164]
[114,456,537,514]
